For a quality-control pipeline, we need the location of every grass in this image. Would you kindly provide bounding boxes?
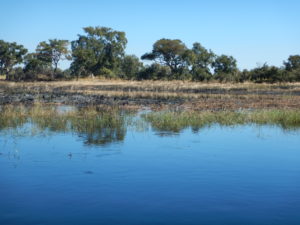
[142,110,300,132]
[2,78,300,91]
[1,79,300,110]
[1,104,300,134]
[0,105,129,145]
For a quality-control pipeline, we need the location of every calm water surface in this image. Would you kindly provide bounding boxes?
[0,114,300,225]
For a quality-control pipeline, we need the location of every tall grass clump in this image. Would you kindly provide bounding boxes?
[250,110,300,129]
[0,105,28,130]
[143,110,300,132]
[142,111,247,132]
[0,105,130,145]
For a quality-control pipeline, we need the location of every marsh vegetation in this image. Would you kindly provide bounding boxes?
[1,105,300,141]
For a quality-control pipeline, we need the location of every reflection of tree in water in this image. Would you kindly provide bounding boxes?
[70,111,127,146]
[79,127,126,146]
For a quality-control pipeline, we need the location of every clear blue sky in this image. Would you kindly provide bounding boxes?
[1,0,299,70]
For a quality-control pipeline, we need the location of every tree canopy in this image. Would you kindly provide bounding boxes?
[284,55,300,71]
[141,39,189,74]
[189,42,215,81]
[71,26,127,77]
[0,26,299,83]
[0,40,27,76]
[36,39,70,75]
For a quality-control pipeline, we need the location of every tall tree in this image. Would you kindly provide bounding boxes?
[23,53,52,78]
[71,26,127,77]
[141,39,189,74]
[0,40,27,76]
[212,55,237,74]
[36,39,70,78]
[121,55,143,79]
[284,55,300,71]
[189,42,215,80]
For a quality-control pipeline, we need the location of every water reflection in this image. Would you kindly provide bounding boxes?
[0,105,300,147]
[0,105,128,146]
[78,127,126,146]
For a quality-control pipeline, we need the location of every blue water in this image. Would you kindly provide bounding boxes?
[0,124,300,225]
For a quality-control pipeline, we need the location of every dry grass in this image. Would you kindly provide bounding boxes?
[2,78,300,90]
[1,79,300,110]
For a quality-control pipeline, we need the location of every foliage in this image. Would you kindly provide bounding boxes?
[0,27,299,83]
[22,53,52,80]
[284,55,300,71]
[189,42,215,81]
[249,64,284,83]
[141,39,189,74]
[71,26,127,78]
[138,63,172,80]
[0,40,27,79]
[120,55,143,79]
[36,39,71,78]
[212,55,237,74]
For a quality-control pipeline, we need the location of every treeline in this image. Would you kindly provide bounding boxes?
[1,26,300,82]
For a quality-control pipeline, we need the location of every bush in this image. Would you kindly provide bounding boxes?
[120,55,143,80]
[98,67,116,78]
[138,64,172,80]
[191,68,213,81]
[6,67,26,81]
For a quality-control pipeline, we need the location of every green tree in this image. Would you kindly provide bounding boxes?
[212,54,238,81]
[141,39,189,74]
[0,40,27,76]
[189,42,215,81]
[213,55,237,74]
[120,55,143,79]
[71,26,127,78]
[23,53,52,80]
[284,55,300,71]
[138,63,171,80]
[36,39,70,78]
[251,64,285,83]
